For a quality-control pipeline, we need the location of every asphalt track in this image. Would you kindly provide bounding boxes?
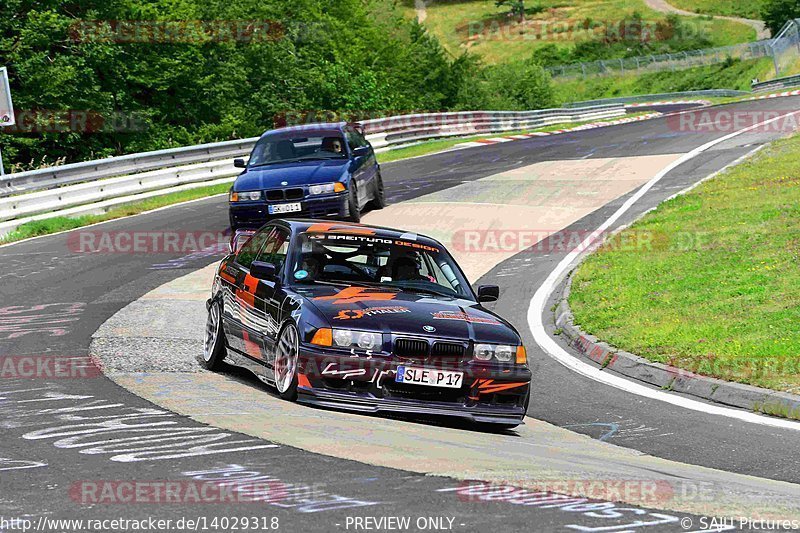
[2,97,800,532]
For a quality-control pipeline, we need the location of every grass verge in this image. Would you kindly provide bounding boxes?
[667,0,765,21]
[569,134,800,395]
[0,182,232,245]
[554,57,776,103]
[401,0,755,63]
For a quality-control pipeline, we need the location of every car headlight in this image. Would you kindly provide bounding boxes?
[230,190,262,202]
[474,344,520,363]
[331,329,382,351]
[309,182,346,195]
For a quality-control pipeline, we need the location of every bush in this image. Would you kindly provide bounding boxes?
[0,0,559,169]
[761,0,800,35]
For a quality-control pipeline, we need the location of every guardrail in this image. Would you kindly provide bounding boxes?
[752,73,800,91]
[0,138,258,198]
[563,90,748,108]
[0,104,627,236]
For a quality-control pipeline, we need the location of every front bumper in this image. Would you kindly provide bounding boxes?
[229,193,347,228]
[296,344,531,425]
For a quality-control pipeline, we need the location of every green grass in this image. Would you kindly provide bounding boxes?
[554,57,776,102]
[667,0,765,20]
[400,0,756,64]
[569,134,800,395]
[0,182,232,245]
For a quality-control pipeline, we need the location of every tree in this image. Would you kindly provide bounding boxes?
[761,0,800,36]
[496,0,526,22]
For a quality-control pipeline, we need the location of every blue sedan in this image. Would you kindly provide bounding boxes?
[229,122,385,229]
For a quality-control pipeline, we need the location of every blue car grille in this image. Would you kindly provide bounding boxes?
[265,187,304,201]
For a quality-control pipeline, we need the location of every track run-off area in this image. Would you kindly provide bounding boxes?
[2,96,800,532]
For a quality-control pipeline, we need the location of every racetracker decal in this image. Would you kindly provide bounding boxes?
[314,287,398,304]
[334,306,411,320]
[431,311,501,325]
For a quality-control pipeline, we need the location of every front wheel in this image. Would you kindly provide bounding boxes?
[369,171,386,210]
[201,299,226,370]
[274,323,300,401]
[346,185,361,223]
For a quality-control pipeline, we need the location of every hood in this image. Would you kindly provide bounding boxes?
[296,285,520,345]
[234,159,349,191]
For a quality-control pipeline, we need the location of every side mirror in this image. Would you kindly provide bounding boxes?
[352,146,369,158]
[234,158,247,169]
[477,285,499,303]
[250,261,277,281]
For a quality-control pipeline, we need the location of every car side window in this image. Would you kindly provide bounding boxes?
[256,228,291,271]
[236,228,272,269]
[345,128,368,151]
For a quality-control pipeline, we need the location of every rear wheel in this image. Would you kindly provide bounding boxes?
[274,324,300,401]
[369,171,386,210]
[201,300,226,370]
[347,185,361,222]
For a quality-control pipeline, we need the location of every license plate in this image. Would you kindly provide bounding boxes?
[396,366,464,389]
[268,202,302,215]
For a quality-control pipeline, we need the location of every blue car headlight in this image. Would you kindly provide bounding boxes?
[230,191,262,202]
[309,183,346,195]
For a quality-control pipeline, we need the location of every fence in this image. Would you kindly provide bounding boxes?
[546,20,800,80]
[0,104,625,236]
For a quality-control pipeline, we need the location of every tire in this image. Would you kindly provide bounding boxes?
[201,299,226,370]
[369,171,386,210]
[273,323,300,401]
[347,184,361,222]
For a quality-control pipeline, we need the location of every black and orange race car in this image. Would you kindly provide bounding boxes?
[203,219,531,428]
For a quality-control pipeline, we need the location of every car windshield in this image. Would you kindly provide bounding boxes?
[291,233,474,300]
[248,132,348,167]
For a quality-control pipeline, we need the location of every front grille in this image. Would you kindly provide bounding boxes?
[285,188,304,200]
[394,338,429,358]
[265,187,305,201]
[266,189,284,201]
[431,342,465,358]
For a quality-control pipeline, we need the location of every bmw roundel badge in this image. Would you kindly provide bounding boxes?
[423,325,436,333]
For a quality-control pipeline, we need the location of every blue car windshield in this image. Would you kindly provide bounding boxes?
[249,133,348,167]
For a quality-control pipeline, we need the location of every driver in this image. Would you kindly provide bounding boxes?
[392,256,420,281]
[321,137,344,155]
[300,254,325,280]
